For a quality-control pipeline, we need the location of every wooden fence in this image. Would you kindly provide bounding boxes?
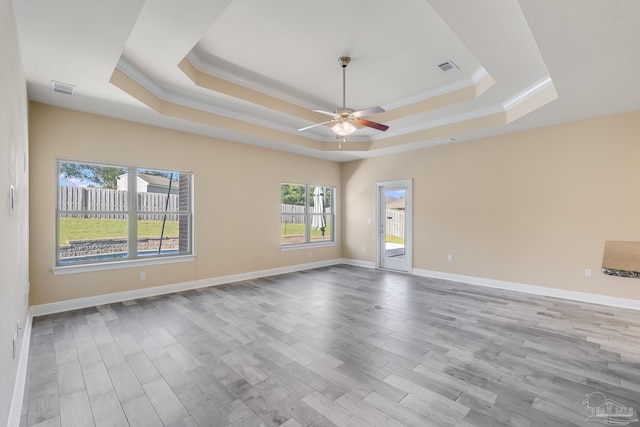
[58,189,404,233]
[281,204,306,224]
[59,186,179,220]
[386,208,405,238]
[281,204,335,225]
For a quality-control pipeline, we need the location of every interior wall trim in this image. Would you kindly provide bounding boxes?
[30,259,343,317]
[341,259,376,269]
[35,259,639,317]
[413,268,640,311]
[8,309,33,427]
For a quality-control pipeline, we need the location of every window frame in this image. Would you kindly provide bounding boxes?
[53,159,194,275]
[280,183,336,249]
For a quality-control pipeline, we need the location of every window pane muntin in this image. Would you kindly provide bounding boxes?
[57,160,193,266]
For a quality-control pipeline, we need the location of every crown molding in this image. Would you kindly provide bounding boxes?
[113,56,557,155]
[502,75,554,111]
[382,67,489,111]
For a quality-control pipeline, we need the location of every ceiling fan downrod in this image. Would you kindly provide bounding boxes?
[338,56,351,110]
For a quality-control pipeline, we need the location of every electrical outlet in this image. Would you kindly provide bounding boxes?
[585,268,592,277]
[448,254,453,262]
[308,252,312,257]
[362,245,366,252]
[140,272,146,280]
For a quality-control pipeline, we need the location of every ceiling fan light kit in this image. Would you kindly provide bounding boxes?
[298,56,389,143]
[332,119,357,136]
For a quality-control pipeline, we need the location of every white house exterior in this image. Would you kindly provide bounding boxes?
[116,173,179,194]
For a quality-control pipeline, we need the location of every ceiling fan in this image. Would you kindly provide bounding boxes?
[298,57,389,139]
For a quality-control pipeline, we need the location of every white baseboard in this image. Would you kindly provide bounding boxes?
[340,258,376,269]
[8,309,33,427]
[29,258,640,320]
[413,268,640,311]
[31,259,344,317]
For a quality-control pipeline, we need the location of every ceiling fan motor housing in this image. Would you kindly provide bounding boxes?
[335,107,355,116]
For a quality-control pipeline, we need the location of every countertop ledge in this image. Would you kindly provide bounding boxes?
[602,241,640,278]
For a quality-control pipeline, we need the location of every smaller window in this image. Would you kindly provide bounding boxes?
[281,183,335,246]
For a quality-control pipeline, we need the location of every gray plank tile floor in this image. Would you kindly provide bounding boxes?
[19,265,640,426]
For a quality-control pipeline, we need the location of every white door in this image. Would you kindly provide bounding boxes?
[376,180,412,272]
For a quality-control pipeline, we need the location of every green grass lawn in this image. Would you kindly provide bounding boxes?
[59,217,178,246]
[386,234,405,244]
[61,218,396,246]
[281,223,332,239]
[280,223,402,243]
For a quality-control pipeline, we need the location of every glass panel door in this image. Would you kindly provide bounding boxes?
[377,180,412,272]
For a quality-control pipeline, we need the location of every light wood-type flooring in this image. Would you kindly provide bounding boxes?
[20,265,640,426]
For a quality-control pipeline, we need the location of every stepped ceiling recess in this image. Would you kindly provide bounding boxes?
[14,0,640,161]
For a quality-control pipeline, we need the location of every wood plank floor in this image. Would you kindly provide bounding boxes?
[20,265,640,426]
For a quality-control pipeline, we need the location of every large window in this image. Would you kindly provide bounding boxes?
[57,160,193,266]
[281,183,334,246]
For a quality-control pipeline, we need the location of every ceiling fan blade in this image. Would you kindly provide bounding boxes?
[312,109,339,118]
[298,119,337,132]
[352,106,385,118]
[354,118,389,132]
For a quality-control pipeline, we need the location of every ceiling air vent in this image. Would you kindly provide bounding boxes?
[51,81,75,96]
[438,60,459,72]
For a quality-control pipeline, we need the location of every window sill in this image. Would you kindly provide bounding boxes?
[52,255,196,276]
[281,242,336,251]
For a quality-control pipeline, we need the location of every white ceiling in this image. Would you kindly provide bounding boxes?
[14,0,640,162]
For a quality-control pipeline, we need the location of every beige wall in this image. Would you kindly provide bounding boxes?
[29,103,640,309]
[344,110,640,300]
[0,0,30,424]
[29,103,341,305]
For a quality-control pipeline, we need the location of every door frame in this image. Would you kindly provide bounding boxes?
[375,179,412,272]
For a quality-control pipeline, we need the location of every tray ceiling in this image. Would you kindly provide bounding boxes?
[14,0,640,161]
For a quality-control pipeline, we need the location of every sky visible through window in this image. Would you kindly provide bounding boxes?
[59,175,93,187]
[386,189,405,199]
